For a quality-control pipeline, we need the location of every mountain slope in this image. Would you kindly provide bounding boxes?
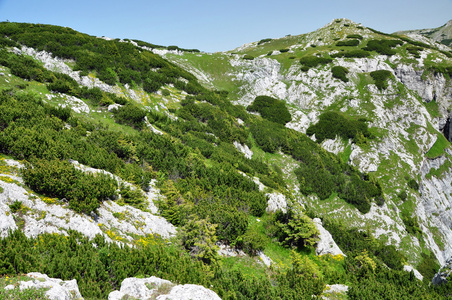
[396,19,452,48]
[1,20,452,299]
[160,18,452,266]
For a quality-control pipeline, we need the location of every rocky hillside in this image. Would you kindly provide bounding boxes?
[162,18,452,267]
[396,19,452,47]
[1,19,452,299]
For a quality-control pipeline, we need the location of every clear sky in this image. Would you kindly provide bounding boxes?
[0,0,451,52]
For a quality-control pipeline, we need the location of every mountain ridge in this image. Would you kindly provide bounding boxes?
[395,19,452,48]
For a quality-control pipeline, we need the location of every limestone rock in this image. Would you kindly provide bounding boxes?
[322,284,348,299]
[313,218,345,257]
[403,265,424,281]
[258,251,273,267]
[233,141,253,159]
[217,243,246,257]
[266,192,287,213]
[108,276,172,300]
[433,256,452,285]
[5,272,83,300]
[157,284,222,300]
[0,158,175,243]
[108,276,221,300]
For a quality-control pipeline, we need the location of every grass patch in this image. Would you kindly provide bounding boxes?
[424,100,441,118]
[425,134,450,158]
[340,144,352,163]
[0,275,48,300]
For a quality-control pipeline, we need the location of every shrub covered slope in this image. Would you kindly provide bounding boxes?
[0,20,451,299]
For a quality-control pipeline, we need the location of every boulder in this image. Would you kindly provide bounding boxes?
[108,276,221,300]
[5,272,83,300]
[313,218,345,257]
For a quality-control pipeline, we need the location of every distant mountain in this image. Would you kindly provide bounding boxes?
[395,19,452,47]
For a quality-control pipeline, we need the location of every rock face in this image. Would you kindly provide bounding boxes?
[233,141,253,159]
[108,276,221,300]
[393,63,452,129]
[419,149,452,264]
[313,218,345,257]
[0,157,176,243]
[403,265,424,281]
[4,272,83,300]
[432,256,452,285]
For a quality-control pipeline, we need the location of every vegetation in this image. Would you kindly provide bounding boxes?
[0,22,204,95]
[247,95,292,125]
[336,39,360,47]
[0,230,328,299]
[346,34,363,40]
[363,39,403,56]
[250,116,381,213]
[269,210,320,249]
[0,20,451,300]
[306,111,371,144]
[370,70,392,90]
[401,211,422,236]
[258,38,272,45]
[22,158,118,213]
[299,55,333,71]
[331,66,349,82]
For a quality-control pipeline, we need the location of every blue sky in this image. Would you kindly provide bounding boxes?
[0,0,451,52]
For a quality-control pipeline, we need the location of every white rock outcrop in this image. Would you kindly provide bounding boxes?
[266,192,287,213]
[322,284,349,300]
[233,141,253,159]
[4,272,83,300]
[108,276,221,300]
[313,218,345,257]
[403,265,424,281]
[0,158,176,243]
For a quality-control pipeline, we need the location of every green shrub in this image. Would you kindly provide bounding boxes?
[408,178,419,191]
[243,54,254,60]
[258,38,272,45]
[118,184,145,209]
[247,95,291,125]
[179,217,220,265]
[306,111,371,143]
[336,39,360,47]
[417,252,440,282]
[271,210,320,249]
[236,227,266,256]
[299,55,332,71]
[8,200,23,213]
[112,103,146,128]
[347,34,363,39]
[331,66,349,82]
[370,70,392,90]
[279,48,289,53]
[406,46,422,58]
[398,191,408,201]
[401,211,422,236]
[364,39,403,56]
[428,65,452,78]
[22,158,118,214]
